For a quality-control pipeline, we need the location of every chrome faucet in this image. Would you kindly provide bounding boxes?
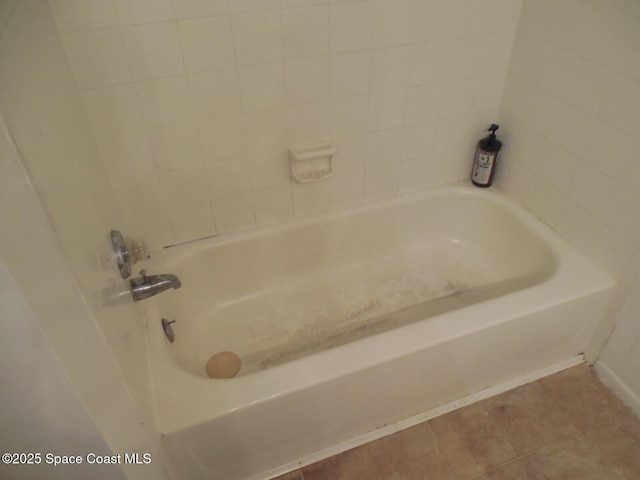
[130,269,181,302]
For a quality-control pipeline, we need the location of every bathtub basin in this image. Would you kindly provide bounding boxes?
[144,184,614,480]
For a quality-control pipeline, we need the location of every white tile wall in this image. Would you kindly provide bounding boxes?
[48,0,118,31]
[172,0,229,19]
[61,28,132,88]
[498,0,640,293]
[49,0,522,250]
[178,17,235,72]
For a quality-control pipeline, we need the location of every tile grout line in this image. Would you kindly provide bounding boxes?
[511,409,635,480]
[362,441,385,480]
[478,372,635,480]
[425,420,464,480]
[424,391,534,480]
[465,457,542,480]
[424,370,622,480]
[520,452,543,480]
[461,425,531,480]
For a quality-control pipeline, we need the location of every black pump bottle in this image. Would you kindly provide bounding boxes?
[471,124,502,187]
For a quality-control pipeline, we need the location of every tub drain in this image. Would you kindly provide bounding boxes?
[206,351,241,379]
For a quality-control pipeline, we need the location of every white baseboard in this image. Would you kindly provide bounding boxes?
[595,361,640,417]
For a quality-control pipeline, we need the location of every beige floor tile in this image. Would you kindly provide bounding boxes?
[301,445,381,480]
[525,434,620,480]
[472,459,539,480]
[489,381,578,454]
[540,366,628,431]
[583,413,640,480]
[366,422,457,480]
[429,399,519,479]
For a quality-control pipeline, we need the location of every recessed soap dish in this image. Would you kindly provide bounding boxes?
[289,143,335,183]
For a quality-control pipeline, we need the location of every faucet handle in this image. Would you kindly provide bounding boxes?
[139,269,147,281]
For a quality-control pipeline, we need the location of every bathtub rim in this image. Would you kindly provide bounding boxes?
[144,182,546,268]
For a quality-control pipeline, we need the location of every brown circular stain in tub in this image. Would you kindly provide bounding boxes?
[206,351,241,379]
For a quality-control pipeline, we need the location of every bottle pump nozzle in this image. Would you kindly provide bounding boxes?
[487,124,499,147]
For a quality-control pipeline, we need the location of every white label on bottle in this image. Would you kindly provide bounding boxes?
[473,151,495,185]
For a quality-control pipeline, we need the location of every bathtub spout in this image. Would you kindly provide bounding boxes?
[130,269,181,302]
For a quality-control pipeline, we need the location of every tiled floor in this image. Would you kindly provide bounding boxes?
[275,364,640,480]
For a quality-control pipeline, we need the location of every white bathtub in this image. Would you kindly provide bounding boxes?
[144,184,614,480]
